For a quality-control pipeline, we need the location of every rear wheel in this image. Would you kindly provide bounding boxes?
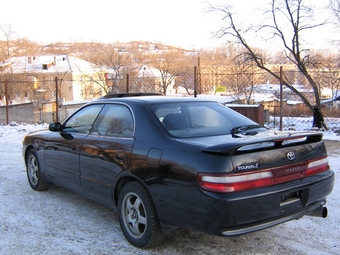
[26,150,48,191]
[118,181,163,248]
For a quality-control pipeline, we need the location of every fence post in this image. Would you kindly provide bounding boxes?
[126,74,129,93]
[55,77,59,122]
[5,79,9,124]
[279,66,283,131]
[194,66,197,97]
[197,56,201,94]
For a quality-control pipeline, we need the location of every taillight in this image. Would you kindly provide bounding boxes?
[198,156,330,193]
[306,157,330,176]
[198,171,273,193]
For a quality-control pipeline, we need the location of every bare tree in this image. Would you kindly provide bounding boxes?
[76,43,133,94]
[0,23,16,61]
[309,50,340,99]
[11,38,40,57]
[202,44,264,102]
[98,44,133,93]
[329,0,340,23]
[145,50,187,95]
[208,0,329,129]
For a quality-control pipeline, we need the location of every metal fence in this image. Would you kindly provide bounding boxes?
[1,66,339,132]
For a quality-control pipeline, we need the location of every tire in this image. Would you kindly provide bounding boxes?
[26,150,48,191]
[118,181,163,248]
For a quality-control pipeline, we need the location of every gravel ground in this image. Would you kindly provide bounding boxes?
[0,132,339,255]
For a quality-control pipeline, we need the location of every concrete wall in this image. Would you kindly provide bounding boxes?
[0,102,85,124]
[0,103,34,124]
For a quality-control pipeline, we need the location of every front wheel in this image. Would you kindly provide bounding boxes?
[26,149,48,191]
[118,181,163,248]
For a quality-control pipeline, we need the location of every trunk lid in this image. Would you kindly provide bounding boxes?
[190,130,329,193]
[177,130,326,174]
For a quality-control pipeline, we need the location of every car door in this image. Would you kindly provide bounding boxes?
[44,104,104,193]
[79,103,135,206]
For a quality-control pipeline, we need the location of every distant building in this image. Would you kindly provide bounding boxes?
[0,55,105,105]
[137,65,176,95]
[105,64,176,95]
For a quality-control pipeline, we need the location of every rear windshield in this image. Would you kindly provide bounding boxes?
[150,101,259,138]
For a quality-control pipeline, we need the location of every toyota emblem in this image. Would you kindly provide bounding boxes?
[287,152,296,161]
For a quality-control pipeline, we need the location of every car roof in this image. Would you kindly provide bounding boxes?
[94,95,215,105]
[99,92,163,99]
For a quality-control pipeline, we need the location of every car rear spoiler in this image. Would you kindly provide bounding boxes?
[201,132,323,155]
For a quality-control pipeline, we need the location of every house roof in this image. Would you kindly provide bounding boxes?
[1,55,97,74]
[137,64,163,78]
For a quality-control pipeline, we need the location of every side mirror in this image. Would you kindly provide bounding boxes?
[49,122,62,132]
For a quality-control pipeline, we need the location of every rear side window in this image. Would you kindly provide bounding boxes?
[189,105,230,128]
[63,104,104,134]
[150,102,257,138]
[91,104,134,138]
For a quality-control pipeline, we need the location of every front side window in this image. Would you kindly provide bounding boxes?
[63,104,104,134]
[91,104,134,138]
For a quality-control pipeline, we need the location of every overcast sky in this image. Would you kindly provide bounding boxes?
[0,0,336,50]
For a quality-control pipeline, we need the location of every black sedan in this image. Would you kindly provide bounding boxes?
[23,96,334,248]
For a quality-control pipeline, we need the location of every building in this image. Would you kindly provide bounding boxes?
[105,64,176,95]
[0,54,105,105]
[137,65,176,95]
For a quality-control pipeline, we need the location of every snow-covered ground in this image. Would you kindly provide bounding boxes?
[0,124,339,255]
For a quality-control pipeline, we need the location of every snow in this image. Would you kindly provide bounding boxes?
[0,123,339,254]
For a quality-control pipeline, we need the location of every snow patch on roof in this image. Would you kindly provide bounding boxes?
[3,55,96,74]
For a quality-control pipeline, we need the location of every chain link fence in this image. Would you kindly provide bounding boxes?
[1,66,339,132]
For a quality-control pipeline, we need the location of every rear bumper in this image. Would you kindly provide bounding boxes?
[199,170,335,236]
[221,200,325,236]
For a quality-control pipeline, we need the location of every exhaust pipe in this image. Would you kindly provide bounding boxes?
[308,206,328,218]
